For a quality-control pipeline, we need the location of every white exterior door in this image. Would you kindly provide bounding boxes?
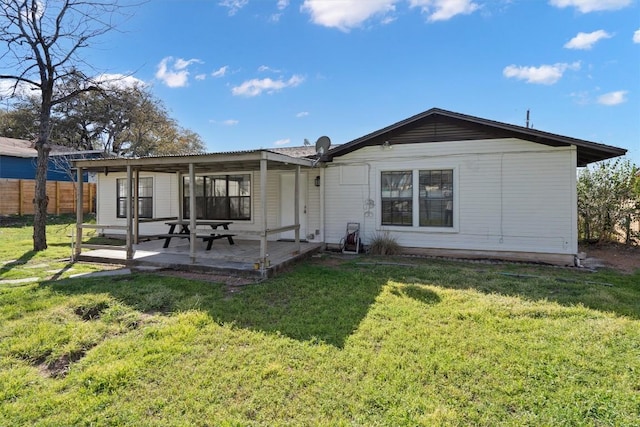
[279,173,307,240]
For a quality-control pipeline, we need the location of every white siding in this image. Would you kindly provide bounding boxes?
[95,169,322,242]
[95,172,178,235]
[324,138,578,256]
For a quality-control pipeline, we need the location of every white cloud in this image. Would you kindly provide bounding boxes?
[409,0,480,22]
[155,57,202,88]
[258,65,281,73]
[222,119,239,126]
[564,30,612,50]
[634,29,640,43]
[549,0,631,13]
[231,75,304,97]
[569,91,591,105]
[296,111,310,118]
[0,79,36,98]
[174,58,202,70]
[212,66,229,78]
[94,73,147,90]
[274,138,291,146]
[219,0,249,15]
[277,0,290,10]
[503,62,581,85]
[598,90,628,106]
[195,74,207,81]
[301,0,397,31]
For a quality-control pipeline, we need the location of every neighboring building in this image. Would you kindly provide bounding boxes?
[0,136,103,181]
[0,136,105,215]
[74,108,627,265]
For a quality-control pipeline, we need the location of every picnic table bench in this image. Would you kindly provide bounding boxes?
[161,220,235,249]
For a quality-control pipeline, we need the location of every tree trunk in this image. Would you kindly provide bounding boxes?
[33,140,50,250]
[33,104,52,251]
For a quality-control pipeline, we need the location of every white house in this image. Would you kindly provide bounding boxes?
[72,108,626,269]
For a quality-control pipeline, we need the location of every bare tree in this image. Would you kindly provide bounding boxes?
[0,0,129,250]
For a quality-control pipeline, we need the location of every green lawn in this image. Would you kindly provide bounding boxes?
[1,217,639,426]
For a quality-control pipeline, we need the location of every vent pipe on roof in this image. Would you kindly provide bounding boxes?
[526,109,530,128]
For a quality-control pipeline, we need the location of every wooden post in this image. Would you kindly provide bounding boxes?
[18,179,23,215]
[134,169,139,244]
[294,165,300,253]
[177,171,183,221]
[75,168,83,260]
[125,165,133,260]
[88,182,94,214]
[189,163,196,263]
[260,157,268,273]
[55,181,60,215]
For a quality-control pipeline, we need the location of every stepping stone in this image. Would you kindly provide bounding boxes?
[0,277,39,285]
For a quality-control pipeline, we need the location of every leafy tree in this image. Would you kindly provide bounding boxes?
[577,158,639,244]
[6,85,206,156]
[0,100,39,140]
[0,0,128,251]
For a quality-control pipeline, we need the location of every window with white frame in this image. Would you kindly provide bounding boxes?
[116,177,153,218]
[419,170,453,227]
[381,169,454,228]
[381,171,413,226]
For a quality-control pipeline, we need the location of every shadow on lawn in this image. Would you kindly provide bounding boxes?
[44,264,405,348]
[369,258,640,320]
[0,250,37,275]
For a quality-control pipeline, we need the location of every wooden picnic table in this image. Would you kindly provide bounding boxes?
[162,220,235,249]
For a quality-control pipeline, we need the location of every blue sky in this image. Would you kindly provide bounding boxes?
[50,0,640,164]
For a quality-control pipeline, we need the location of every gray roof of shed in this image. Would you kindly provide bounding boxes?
[0,136,101,158]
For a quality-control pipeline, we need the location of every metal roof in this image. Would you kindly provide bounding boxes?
[72,148,316,173]
[325,108,627,166]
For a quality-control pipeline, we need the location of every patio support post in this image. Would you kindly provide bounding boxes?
[189,163,197,263]
[134,169,139,244]
[294,165,300,253]
[260,157,268,272]
[74,166,83,260]
[125,165,134,260]
[177,171,183,221]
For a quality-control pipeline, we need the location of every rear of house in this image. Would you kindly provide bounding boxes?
[79,108,626,267]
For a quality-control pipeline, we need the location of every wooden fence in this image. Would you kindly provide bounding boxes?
[0,178,95,215]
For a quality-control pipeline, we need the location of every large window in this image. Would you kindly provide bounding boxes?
[419,170,453,227]
[381,171,413,226]
[117,177,153,218]
[381,169,454,228]
[183,174,251,220]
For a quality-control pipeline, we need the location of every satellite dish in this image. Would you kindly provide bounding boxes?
[315,136,331,155]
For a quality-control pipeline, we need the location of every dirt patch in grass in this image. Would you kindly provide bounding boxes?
[74,301,110,321]
[156,270,258,288]
[580,242,640,273]
[40,350,87,378]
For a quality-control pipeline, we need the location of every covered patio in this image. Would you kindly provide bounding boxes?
[77,238,324,278]
[72,150,324,277]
